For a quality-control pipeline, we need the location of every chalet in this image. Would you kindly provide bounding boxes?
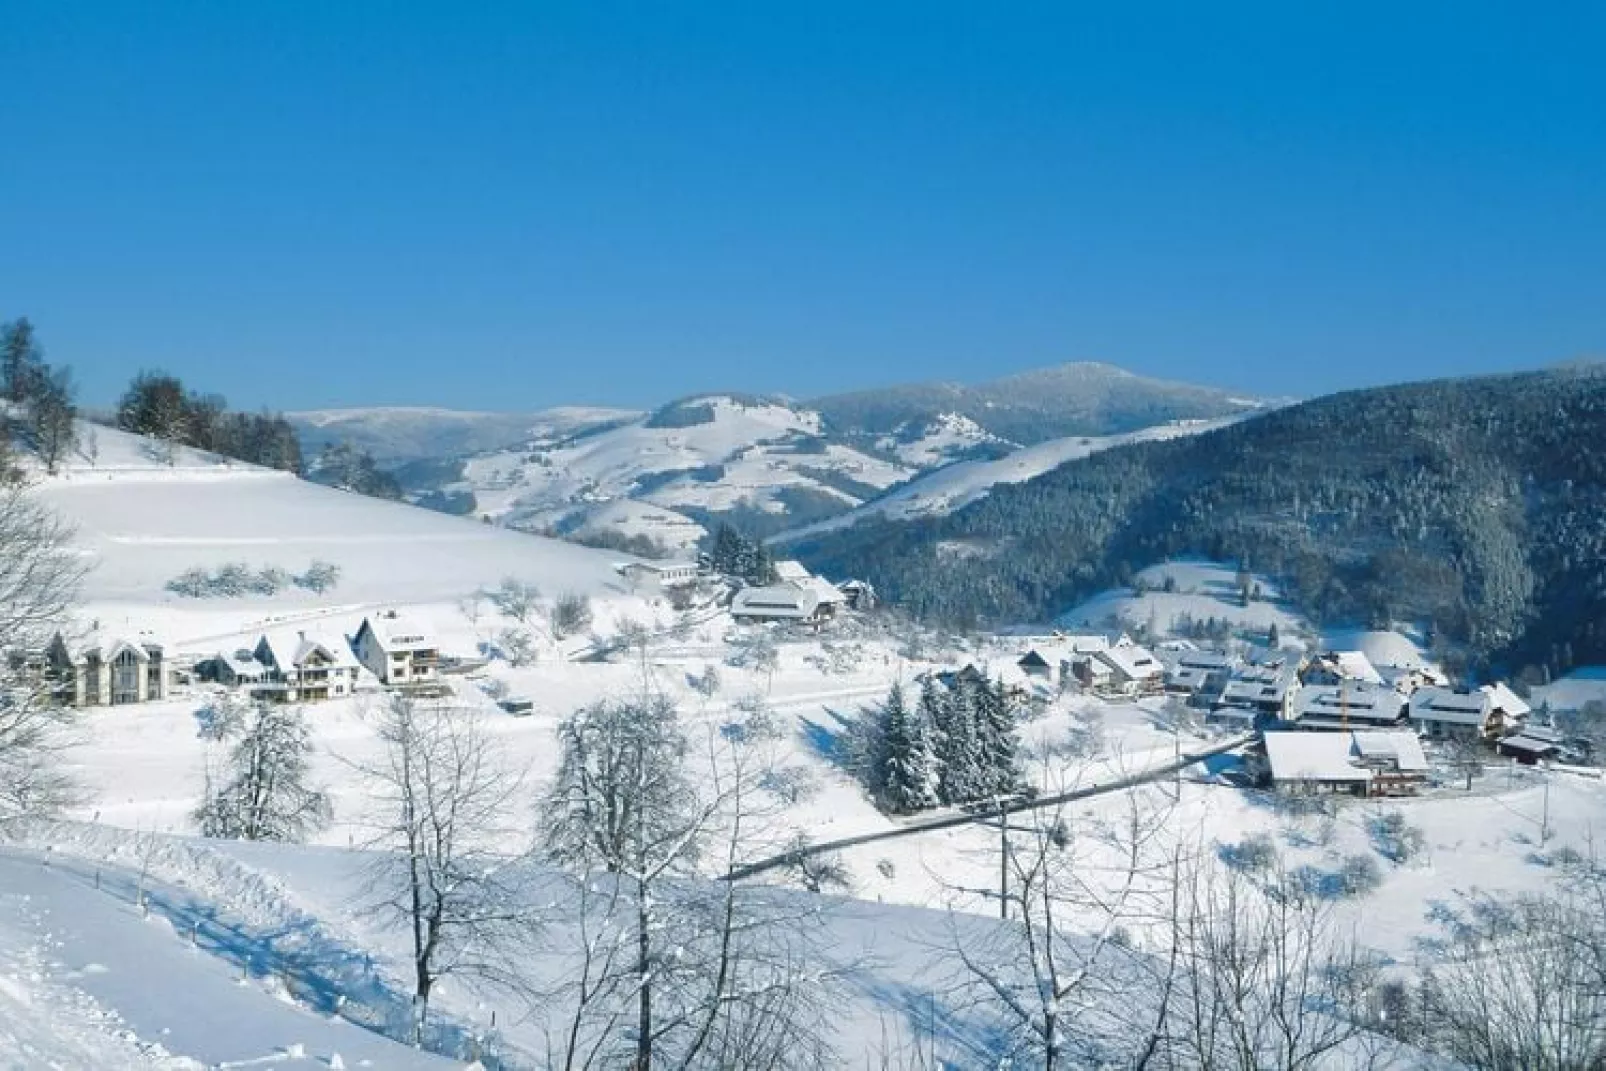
[1497,724,1564,765]
[353,611,440,687]
[1217,657,1304,722]
[251,631,361,702]
[1017,649,1056,681]
[43,631,169,707]
[1261,730,1427,797]
[1303,651,1385,687]
[1408,687,1505,741]
[1092,643,1165,696]
[206,650,272,690]
[1163,649,1237,698]
[731,583,828,624]
[617,560,700,591]
[1480,682,1532,724]
[1290,682,1406,731]
[837,579,877,612]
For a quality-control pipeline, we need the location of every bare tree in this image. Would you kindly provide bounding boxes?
[193,702,331,842]
[1415,856,1606,1070]
[1164,854,1388,1071]
[488,576,542,624]
[357,696,539,1041]
[0,487,83,827]
[541,695,838,1069]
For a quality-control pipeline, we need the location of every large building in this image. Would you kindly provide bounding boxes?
[353,611,440,687]
[42,631,170,707]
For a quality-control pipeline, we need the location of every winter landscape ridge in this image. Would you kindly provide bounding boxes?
[3,373,1606,1069]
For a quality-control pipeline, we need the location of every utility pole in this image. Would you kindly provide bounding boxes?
[998,795,1009,921]
[1541,777,1551,845]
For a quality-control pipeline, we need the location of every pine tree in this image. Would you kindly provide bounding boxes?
[974,676,1023,798]
[933,675,986,805]
[879,683,937,814]
[0,318,45,404]
[1268,621,1281,648]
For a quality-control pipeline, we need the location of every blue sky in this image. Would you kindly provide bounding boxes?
[2,2,1602,412]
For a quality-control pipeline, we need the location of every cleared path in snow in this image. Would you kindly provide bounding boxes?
[727,733,1253,880]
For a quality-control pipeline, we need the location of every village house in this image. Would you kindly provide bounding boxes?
[1290,681,1407,731]
[353,611,440,687]
[250,630,362,702]
[42,630,170,707]
[1162,649,1237,698]
[1217,656,1304,723]
[617,560,700,592]
[836,579,877,612]
[1496,723,1565,765]
[1260,730,1428,797]
[1015,634,1111,689]
[1479,681,1532,724]
[730,562,848,626]
[1091,642,1165,697]
[1302,650,1386,687]
[1408,686,1511,741]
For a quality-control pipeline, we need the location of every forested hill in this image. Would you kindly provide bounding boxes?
[794,366,1606,677]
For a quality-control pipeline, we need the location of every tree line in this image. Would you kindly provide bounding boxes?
[2,317,80,472]
[115,369,303,471]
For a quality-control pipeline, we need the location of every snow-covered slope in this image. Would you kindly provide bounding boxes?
[35,422,634,615]
[288,405,635,464]
[446,394,918,548]
[1059,559,1312,639]
[778,417,1241,541]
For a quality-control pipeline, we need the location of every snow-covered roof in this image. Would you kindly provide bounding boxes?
[218,651,269,678]
[1262,732,1371,784]
[259,630,359,672]
[1499,730,1562,756]
[1315,650,1385,685]
[1221,661,1302,706]
[798,575,847,605]
[1479,681,1531,719]
[772,560,812,582]
[731,583,819,619]
[1095,644,1162,680]
[1293,682,1405,726]
[360,611,436,652]
[55,630,161,663]
[1408,687,1491,725]
[1352,731,1429,772]
[1170,649,1236,672]
[620,560,699,575]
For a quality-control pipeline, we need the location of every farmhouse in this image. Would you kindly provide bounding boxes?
[1408,687,1507,741]
[730,563,847,625]
[353,611,440,687]
[1497,724,1564,765]
[1092,643,1165,696]
[1218,657,1304,722]
[1479,681,1532,723]
[617,560,700,591]
[1290,682,1406,731]
[1261,730,1427,796]
[42,630,170,707]
[250,630,361,702]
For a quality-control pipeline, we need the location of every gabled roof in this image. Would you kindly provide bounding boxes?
[1262,732,1371,783]
[1096,643,1163,680]
[1351,731,1429,772]
[731,583,819,619]
[55,630,159,663]
[1408,687,1492,725]
[1221,660,1302,705]
[798,575,847,605]
[1315,650,1385,685]
[1479,682,1531,719]
[772,560,812,582]
[258,631,359,673]
[1293,682,1406,725]
[358,611,436,652]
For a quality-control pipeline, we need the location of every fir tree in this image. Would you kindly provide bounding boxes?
[974,675,1023,797]
[933,674,986,805]
[879,683,937,814]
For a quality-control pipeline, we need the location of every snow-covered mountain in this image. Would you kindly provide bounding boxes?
[291,364,1273,558]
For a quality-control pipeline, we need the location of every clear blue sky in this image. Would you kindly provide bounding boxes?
[3,2,1602,412]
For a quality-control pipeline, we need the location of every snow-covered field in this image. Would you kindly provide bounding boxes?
[1058,559,1311,640]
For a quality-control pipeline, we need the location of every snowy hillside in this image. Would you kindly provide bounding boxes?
[288,405,636,465]
[32,422,639,644]
[778,416,1242,541]
[444,394,918,549]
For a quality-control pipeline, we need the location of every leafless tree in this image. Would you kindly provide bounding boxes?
[946,779,1186,1070]
[1163,854,1389,1071]
[355,695,540,1041]
[1414,855,1606,1070]
[0,486,84,827]
[541,694,839,1069]
[488,576,542,624]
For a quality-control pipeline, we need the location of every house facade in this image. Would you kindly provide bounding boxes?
[1261,729,1427,797]
[353,611,440,687]
[618,561,700,591]
[43,631,169,707]
[1408,687,1504,741]
[252,631,360,702]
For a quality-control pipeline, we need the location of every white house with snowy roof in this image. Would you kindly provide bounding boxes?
[617,560,700,591]
[250,630,361,702]
[42,629,170,707]
[1291,681,1406,731]
[1304,650,1386,687]
[1262,730,1427,796]
[1407,686,1506,741]
[1089,642,1164,696]
[353,610,440,686]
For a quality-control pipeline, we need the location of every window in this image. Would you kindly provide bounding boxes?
[112,650,141,704]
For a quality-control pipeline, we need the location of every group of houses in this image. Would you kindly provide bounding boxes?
[26,610,444,709]
[1013,634,1167,698]
[617,556,874,627]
